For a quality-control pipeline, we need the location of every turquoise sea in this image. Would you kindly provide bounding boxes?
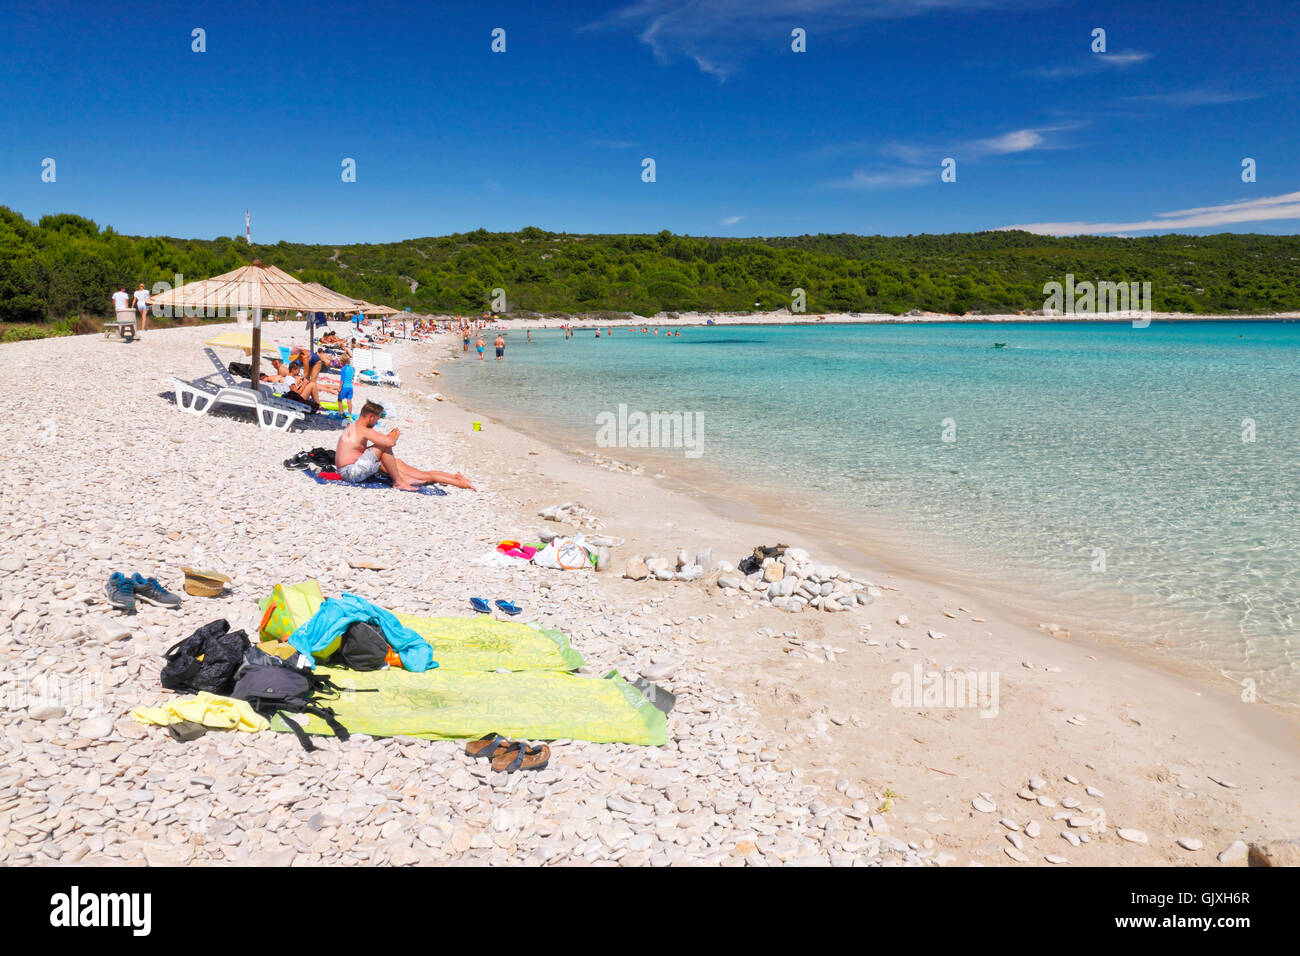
[442,322,1300,704]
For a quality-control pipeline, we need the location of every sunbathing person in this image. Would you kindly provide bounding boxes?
[336,400,475,491]
[262,358,293,383]
[287,360,337,404]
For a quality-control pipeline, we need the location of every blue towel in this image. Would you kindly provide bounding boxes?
[289,592,437,672]
[304,469,447,496]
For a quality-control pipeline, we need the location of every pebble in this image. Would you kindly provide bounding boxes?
[1117,828,1148,844]
[1177,837,1203,851]
[1044,854,1069,864]
[28,705,65,721]
[1024,820,1040,838]
[1218,841,1247,863]
[972,797,996,813]
[81,717,114,739]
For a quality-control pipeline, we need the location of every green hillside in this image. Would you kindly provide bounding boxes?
[3,206,1299,323]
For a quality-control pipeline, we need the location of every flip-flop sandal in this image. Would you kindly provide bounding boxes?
[494,600,521,616]
[469,597,491,614]
[491,741,551,774]
[464,733,510,761]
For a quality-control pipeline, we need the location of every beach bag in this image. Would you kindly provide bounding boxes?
[332,621,391,671]
[231,664,349,752]
[534,537,593,570]
[160,619,251,696]
[260,581,325,641]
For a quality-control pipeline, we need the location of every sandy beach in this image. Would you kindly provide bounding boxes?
[2,321,1298,867]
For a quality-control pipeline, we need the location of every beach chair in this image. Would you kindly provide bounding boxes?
[169,376,306,431]
[367,350,402,387]
[169,351,307,431]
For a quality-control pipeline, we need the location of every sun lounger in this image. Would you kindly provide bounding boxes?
[169,376,306,431]
[170,359,307,431]
[352,349,401,387]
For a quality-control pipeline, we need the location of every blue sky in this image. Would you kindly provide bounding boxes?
[1,0,1296,242]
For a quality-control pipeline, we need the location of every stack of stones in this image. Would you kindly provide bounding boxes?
[715,547,877,613]
[624,548,713,583]
[622,544,878,613]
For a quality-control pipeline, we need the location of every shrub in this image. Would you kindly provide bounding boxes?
[1,324,57,343]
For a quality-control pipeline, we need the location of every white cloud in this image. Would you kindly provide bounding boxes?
[583,0,1047,79]
[833,125,1075,189]
[1000,191,1300,235]
[1124,87,1263,107]
[1031,49,1151,79]
[720,215,744,225]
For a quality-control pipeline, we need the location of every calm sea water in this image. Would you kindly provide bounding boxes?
[443,322,1300,704]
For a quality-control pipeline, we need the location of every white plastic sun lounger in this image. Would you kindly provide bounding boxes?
[352,349,402,387]
[170,353,307,432]
[169,376,306,431]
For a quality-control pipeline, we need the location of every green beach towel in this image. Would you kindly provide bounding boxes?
[395,614,585,672]
[272,667,666,745]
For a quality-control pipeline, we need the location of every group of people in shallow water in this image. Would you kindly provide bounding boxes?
[453,320,685,363]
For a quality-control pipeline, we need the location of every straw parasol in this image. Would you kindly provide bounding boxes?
[151,261,358,381]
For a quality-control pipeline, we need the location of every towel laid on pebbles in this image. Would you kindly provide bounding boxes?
[271,667,666,745]
[305,468,447,496]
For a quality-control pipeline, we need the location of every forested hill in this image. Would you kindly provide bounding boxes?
[3,206,1299,322]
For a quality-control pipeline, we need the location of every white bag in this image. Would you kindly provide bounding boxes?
[533,536,592,570]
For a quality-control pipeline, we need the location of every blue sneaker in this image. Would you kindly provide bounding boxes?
[132,574,181,609]
[105,572,136,612]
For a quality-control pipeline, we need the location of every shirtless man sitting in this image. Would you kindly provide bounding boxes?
[335,401,475,491]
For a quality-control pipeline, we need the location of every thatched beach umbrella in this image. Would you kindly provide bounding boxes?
[151,261,357,382]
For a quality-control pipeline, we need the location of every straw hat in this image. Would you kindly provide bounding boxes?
[180,567,231,597]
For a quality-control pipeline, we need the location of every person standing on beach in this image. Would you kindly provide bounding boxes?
[527,329,531,344]
[133,283,151,331]
[494,333,505,360]
[475,335,486,360]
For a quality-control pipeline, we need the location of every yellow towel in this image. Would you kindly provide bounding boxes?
[130,691,269,733]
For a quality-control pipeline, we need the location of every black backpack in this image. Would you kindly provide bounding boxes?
[230,663,351,752]
[161,620,251,696]
[333,621,391,671]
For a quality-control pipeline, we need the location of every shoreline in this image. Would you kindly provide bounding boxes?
[433,330,1294,713]
[416,330,1300,860]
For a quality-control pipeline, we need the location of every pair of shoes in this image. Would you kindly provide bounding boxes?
[104,573,182,612]
[464,734,551,773]
[469,597,522,616]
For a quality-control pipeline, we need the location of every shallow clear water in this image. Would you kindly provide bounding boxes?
[444,322,1300,703]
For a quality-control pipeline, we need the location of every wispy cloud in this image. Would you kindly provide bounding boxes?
[1000,191,1300,235]
[589,137,641,149]
[583,0,1049,79]
[720,215,744,225]
[832,124,1076,189]
[1124,87,1264,107]
[1030,49,1151,79]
